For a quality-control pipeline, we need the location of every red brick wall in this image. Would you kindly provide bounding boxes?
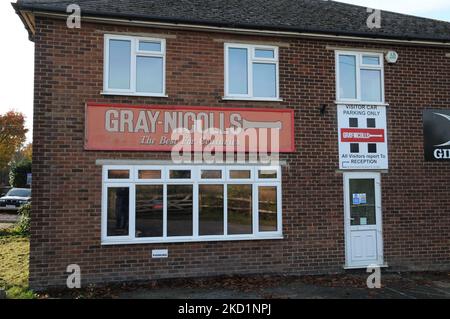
[30,16,450,290]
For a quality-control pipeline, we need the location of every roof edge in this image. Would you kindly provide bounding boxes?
[12,3,35,41]
[14,4,450,47]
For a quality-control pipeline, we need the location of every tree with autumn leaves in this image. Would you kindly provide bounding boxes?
[0,111,29,187]
[0,111,28,169]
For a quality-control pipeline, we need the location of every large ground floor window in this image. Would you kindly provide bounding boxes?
[102,165,282,244]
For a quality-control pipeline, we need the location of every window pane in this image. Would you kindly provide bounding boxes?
[361,69,382,102]
[253,63,276,98]
[255,49,274,59]
[228,48,248,94]
[339,55,357,99]
[136,56,163,93]
[201,170,222,179]
[349,179,376,226]
[199,185,224,236]
[136,185,163,237]
[108,39,131,89]
[170,170,191,179]
[362,56,380,65]
[258,170,277,179]
[138,170,161,179]
[108,170,129,179]
[107,187,129,236]
[230,170,251,179]
[139,41,161,52]
[259,186,277,232]
[167,185,193,236]
[227,185,253,235]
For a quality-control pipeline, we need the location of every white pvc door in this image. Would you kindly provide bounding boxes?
[344,172,384,268]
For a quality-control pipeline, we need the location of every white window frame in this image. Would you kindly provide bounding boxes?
[257,166,281,181]
[256,183,283,237]
[227,166,255,181]
[101,165,283,245]
[134,166,164,182]
[224,43,280,101]
[335,51,385,105]
[103,34,167,97]
[101,182,135,241]
[104,165,134,182]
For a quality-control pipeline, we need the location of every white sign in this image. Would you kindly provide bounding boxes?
[352,193,360,205]
[360,193,367,204]
[338,104,388,170]
[352,193,367,205]
[152,249,168,259]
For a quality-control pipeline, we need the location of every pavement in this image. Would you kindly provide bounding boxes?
[117,273,450,299]
[0,224,12,230]
[0,213,18,224]
[0,213,17,230]
[48,272,450,299]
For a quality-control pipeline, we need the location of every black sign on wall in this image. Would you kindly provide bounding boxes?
[423,109,450,161]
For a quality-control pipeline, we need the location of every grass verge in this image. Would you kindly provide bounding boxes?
[0,226,35,299]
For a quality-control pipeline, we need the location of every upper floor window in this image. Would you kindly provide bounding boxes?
[336,51,384,103]
[225,43,279,100]
[103,35,166,97]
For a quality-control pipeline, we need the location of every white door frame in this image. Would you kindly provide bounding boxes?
[343,172,384,268]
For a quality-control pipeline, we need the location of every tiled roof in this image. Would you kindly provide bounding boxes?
[14,0,450,42]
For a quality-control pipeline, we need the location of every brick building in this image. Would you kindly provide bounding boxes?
[13,0,450,290]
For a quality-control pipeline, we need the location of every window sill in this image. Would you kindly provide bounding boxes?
[222,96,283,102]
[344,264,389,270]
[101,91,168,98]
[101,235,284,246]
[335,101,389,106]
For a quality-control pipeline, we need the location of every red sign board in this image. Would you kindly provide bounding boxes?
[85,103,295,152]
[340,128,385,143]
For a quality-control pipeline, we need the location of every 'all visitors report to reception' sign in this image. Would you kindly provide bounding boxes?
[337,104,389,170]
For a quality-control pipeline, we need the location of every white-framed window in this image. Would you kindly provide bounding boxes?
[335,51,385,104]
[101,165,282,244]
[224,43,280,100]
[103,34,166,97]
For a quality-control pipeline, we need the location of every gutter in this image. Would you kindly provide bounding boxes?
[14,6,450,48]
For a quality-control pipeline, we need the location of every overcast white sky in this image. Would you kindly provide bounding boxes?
[1,0,450,143]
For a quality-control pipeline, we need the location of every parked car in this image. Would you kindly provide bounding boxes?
[0,186,11,197]
[0,188,31,211]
